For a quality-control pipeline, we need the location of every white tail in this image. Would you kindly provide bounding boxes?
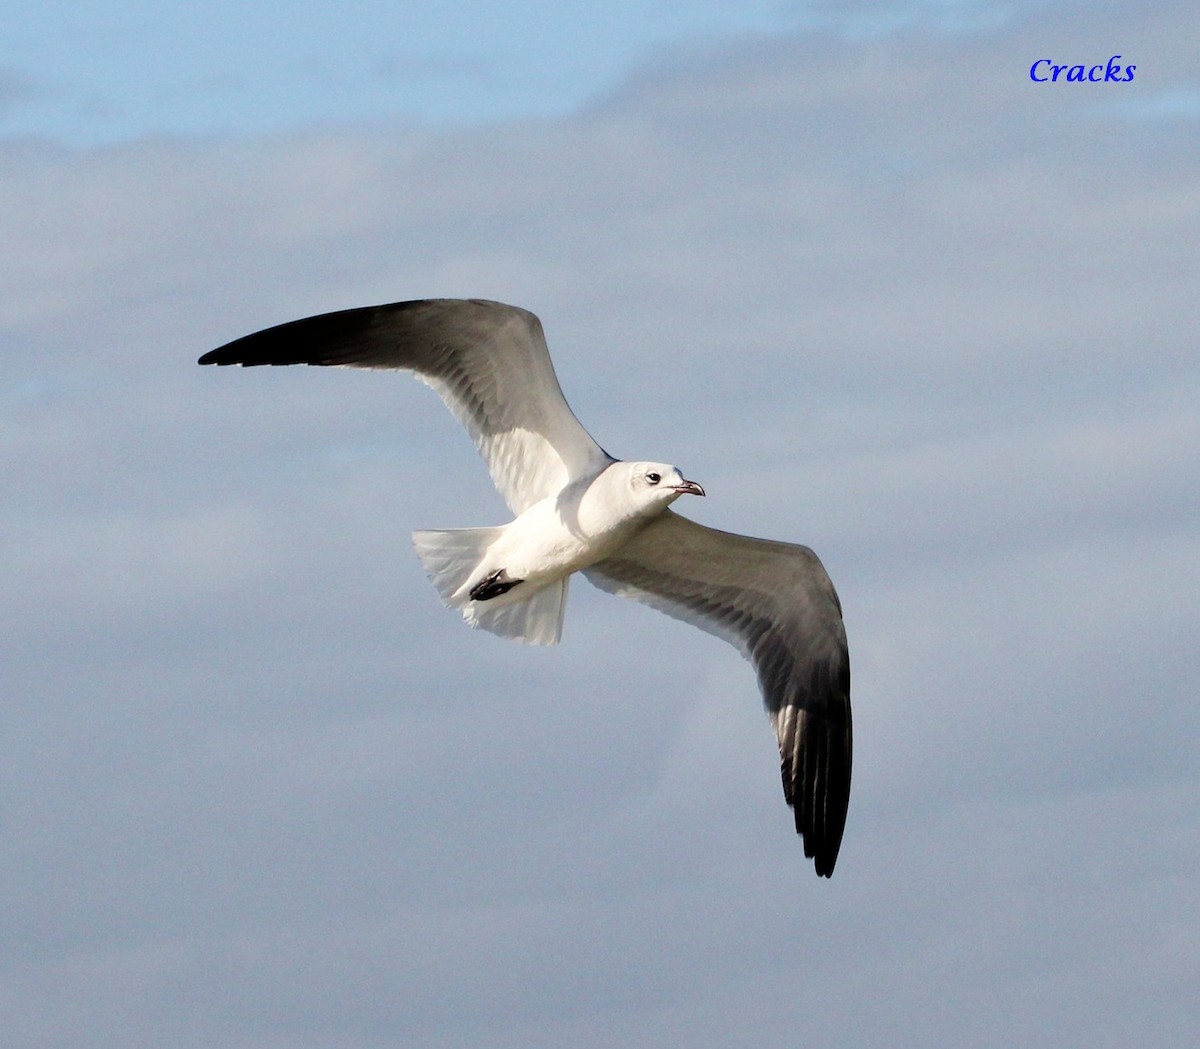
[412,528,569,646]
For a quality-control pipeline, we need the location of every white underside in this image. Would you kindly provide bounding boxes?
[412,527,569,646]
[410,461,680,649]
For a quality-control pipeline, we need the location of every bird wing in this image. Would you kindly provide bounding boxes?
[199,298,613,514]
[584,510,851,877]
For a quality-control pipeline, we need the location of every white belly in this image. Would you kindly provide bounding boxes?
[489,492,643,584]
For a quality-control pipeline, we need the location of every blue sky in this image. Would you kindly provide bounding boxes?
[1,1,1040,145]
[3,2,1199,1048]
[3,1,801,143]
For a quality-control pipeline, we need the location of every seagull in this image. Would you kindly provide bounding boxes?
[199,298,851,876]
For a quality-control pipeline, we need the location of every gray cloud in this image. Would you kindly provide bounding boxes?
[2,3,1197,1047]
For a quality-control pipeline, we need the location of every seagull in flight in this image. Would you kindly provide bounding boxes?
[199,299,851,876]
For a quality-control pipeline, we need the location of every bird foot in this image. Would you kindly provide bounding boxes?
[469,569,523,601]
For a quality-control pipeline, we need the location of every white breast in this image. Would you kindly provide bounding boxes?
[492,464,653,583]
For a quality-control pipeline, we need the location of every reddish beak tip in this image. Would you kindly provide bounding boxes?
[674,480,705,497]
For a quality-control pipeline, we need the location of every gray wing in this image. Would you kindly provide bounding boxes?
[199,298,613,514]
[584,510,851,877]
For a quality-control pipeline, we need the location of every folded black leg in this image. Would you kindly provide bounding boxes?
[469,569,524,601]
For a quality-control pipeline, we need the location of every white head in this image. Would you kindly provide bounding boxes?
[624,461,706,512]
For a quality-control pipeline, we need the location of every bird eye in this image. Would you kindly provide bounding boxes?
[646,472,661,485]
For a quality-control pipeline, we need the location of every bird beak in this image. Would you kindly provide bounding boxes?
[673,479,705,497]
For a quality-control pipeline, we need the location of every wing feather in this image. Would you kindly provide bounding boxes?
[199,299,612,513]
[585,510,851,876]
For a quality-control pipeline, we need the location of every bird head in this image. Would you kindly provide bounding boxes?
[627,461,706,508]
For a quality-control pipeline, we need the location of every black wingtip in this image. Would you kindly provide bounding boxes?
[796,801,844,873]
[784,685,851,879]
[196,299,528,370]
[197,332,276,366]
[196,303,395,369]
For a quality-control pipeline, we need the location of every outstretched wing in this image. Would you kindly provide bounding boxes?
[585,511,851,877]
[199,298,613,513]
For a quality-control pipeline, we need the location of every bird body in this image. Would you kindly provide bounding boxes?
[412,460,705,645]
[200,298,851,876]
[487,460,702,588]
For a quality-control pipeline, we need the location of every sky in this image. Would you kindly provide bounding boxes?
[2,1,1198,1047]
[2,1,813,144]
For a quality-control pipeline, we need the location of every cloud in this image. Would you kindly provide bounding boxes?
[2,3,1198,1047]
